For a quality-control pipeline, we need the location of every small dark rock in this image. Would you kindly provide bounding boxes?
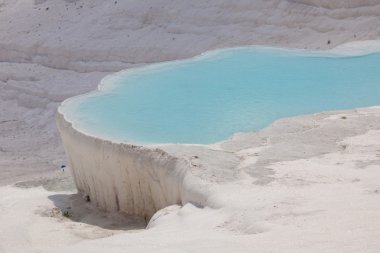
[62,210,70,218]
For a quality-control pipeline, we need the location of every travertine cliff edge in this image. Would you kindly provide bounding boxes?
[57,113,204,218]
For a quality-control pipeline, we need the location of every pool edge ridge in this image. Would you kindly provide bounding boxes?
[56,111,211,219]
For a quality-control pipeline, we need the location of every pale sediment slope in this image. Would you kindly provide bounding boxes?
[2,0,380,183]
[2,0,380,71]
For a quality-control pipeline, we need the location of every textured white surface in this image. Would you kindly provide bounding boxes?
[1,0,380,252]
[4,106,380,253]
[57,113,193,218]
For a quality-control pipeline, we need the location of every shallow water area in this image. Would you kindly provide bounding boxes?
[60,47,380,144]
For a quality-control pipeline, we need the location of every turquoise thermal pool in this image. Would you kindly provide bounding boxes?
[60,47,380,144]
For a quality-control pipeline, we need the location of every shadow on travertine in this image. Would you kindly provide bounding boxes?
[47,193,147,231]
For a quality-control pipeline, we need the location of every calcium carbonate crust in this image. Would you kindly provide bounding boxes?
[56,112,211,219]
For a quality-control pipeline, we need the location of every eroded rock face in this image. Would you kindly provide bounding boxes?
[56,113,191,218]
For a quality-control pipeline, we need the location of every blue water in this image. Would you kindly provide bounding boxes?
[61,47,380,144]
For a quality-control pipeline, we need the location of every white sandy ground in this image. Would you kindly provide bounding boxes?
[1,0,380,252]
[0,186,146,253]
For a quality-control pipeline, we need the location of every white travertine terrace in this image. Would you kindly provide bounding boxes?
[57,40,380,219]
[57,103,380,223]
[57,113,203,218]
